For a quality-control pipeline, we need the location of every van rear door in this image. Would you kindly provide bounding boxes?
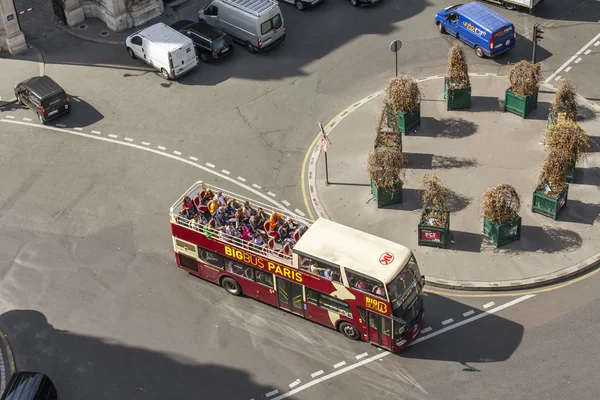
[169,41,198,77]
[258,12,283,50]
[491,24,515,54]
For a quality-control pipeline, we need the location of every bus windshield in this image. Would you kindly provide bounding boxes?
[387,256,420,313]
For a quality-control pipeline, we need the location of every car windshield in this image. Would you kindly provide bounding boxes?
[261,14,282,35]
[387,258,418,311]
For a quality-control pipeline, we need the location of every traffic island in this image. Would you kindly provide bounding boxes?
[308,74,600,289]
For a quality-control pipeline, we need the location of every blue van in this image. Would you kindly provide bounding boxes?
[434,2,516,58]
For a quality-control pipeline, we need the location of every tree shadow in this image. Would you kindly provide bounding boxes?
[557,200,600,225]
[577,167,600,186]
[416,117,478,138]
[401,292,525,363]
[493,225,582,253]
[447,190,472,213]
[447,231,483,252]
[578,104,598,122]
[0,309,285,400]
[56,95,104,128]
[433,155,479,169]
[586,136,600,153]
[469,96,504,113]
[405,153,433,169]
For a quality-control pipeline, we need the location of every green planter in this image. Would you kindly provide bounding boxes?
[566,160,576,183]
[387,104,420,135]
[504,89,538,118]
[483,216,522,248]
[532,186,569,220]
[371,179,403,208]
[547,113,553,127]
[418,209,450,249]
[444,78,471,110]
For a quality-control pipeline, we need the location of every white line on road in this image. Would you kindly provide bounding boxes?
[23,118,32,121]
[483,301,495,309]
[237,176,247,182]
[221,169,231,175]
[311,370,324,378]
[267,191,276,197]
[124,137,134,142]
[5,115,15,119]
[265,390,279,398]
[73,127,83,131]
[333,361,346,369]
[141,141,150,146]
[270,294,535,400]
[282,200,291,206]
[252,184,262,189]
[441,318,454,326]
[173,151,182,156]
[189,156,198,161]
[463,310,475,317]
[584,49,591,55]
[545,32,600,83]
[420,327,432,334]
[294,209,306,217]
[92,130,101,135]
[205,162,215,168]
[565,66,572,72]
[355,353,368,360]
[595,41,600,47]
[289,379,301,388]
[0,119,298,216]
[157,145,166,150]
[109,134,119,139]
[554,76,562,81]
[575,57,582,64]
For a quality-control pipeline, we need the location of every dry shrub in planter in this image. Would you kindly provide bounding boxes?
[447,43,470,89]
[507,61,542,96]
[419,173,449,225]
[375,104,401,148]
[544,120,591,163]
[537,151,569,197]
[482,184,521,225]
[386,75,421,114]
[550,79,578,122]
[367,146,405,191]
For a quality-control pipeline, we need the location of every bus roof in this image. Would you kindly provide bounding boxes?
[293,218,413,285]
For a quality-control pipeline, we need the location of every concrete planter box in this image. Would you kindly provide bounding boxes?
[418,209,450,249]
[387,104,421,134]
[532,186,569,220]
[444,78,471,110]
[504,89,538,118]
[483,216,522,248]
[371,179,403,208]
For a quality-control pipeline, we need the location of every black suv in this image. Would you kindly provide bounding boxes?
[170,20,235,62]
[0,372,58,400]
[14,76,70,124]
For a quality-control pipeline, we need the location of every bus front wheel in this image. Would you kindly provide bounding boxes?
[339,322,361,340]
[221,277,242,296]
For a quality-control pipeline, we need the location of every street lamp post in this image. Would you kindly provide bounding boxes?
[389,40,403,77]
[532,23,544,64]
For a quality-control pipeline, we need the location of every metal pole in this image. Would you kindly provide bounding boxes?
[395,51,398,77]
[324,150,329,185]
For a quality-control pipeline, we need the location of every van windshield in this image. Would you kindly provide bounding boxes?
[261,14,282,35]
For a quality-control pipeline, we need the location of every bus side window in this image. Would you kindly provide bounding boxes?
[306,288,352,318]
[198,248,225,269]
[357,307,367,323]
[178,253,198,272]
[225,259,254,280]
[345,269,386,298]
[255,270,273,288]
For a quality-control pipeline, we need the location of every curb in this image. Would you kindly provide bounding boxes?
[0,328,16,393]
[304,72,600,292]
[53,20,125,45]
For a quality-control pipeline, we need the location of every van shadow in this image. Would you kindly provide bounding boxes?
[401,292,525,363]
[494,225,582,253]
[0,309,285,400]
[558,200,600,225]
[414,117,478,138]
[57,95,104,128]
[491,33,552,65]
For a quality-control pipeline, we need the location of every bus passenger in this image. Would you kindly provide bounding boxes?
[269,211,283,230]
[214,206,228,227]
[243,201,253,217]
[217,191,228,206]
[208,198,219,215]
[372,285,385,297]
[355,280,367,290]
[203,188,215,204]
[182,196,197,215]
[226,222,239,238]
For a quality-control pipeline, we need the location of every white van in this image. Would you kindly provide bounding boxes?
[125,23,199,80]
[199,0,286,53]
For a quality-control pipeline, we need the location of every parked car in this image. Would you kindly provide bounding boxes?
[170,20,235,62]
[14,75,70,124]
[278,0,323,11]
[434,2,516,58]
[125,22,199,80]
[348,0,382,7]
[0,371,57,400]
[199,0,285,53]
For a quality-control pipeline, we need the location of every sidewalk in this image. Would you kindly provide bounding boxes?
[310,75,600,290]
[0,47,44,106]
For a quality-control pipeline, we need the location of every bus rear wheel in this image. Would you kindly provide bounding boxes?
[221,277,242,296]
[339,322,361,340]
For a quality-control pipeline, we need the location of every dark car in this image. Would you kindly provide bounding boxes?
[170,20,235,62]
[14,76,70,124]
[349,0,382,6]
[0,372,57,400]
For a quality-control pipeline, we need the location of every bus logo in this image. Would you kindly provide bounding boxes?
[379,252,394,265]
[366,296,388,314]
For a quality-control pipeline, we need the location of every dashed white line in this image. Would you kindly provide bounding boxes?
[355,352,368,360]
[157,145,166,150]
[463,310,475,317]
[109,134,119,138]
[5,115,15,119]
[282,200,291,207]
[206,162,215,168]
[221,169,231,175]
[73,127,83,131]
[595,41,600,47]
[55,123,66,128]
[294,209,306,217]
[554,75,562,81]
[237,176,247,182]
[124,137,134,142]
[265,390,279,398]
[253,183,262,189]
[91,130,101,134]
[420,327,432,334]
[141,141,150,146]
[565,66,572,72]
[289,379,301,388]
[545,32,600,83]
[584,49,592,55]
[575,57,582,64]
[189,156,198,161]
[267,191,276,197]
[441,318,454,326]
[483,301,495,309]
[333,361,346,369]
[311,370,324,378]
[173,150,182,156]
[23,117,32,121]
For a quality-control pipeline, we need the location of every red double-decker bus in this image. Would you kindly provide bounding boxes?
[170,182,425,351]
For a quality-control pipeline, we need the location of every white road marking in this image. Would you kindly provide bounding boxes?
[595,41,600,47]
[441,318,454,326]
[237,176,247,182]
[289,379,301,388]
[109,134,119,139]
[189,156,198,161]
[55,124,66,128]
[294,209,306,217]
[282,200,291,206]
[420,327,432,334]
[463,310,475,317]
[575,57,582,64]
[0,119,299,216]
[5,115,15,119]
[554,75,562,81]
[157,146,166,151]
[141,141,150,146]
[355,352,368,360]
[173,151,182,156]
[124,137,134,142]
[545,32,600,83]
[253,184,262,189]
[91,130,101,134]
[333,361,346,369]
[221,169,231,175]
[267,191,276,197]
[270,295,535,400]
[311,370,324,378]
[265,390,279,398]
[23,118,32,121]
[565,66,572,72]
[206,162,215,168]
[73,127,83,131]
[483,301,495,309]
[584,49,592,55]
